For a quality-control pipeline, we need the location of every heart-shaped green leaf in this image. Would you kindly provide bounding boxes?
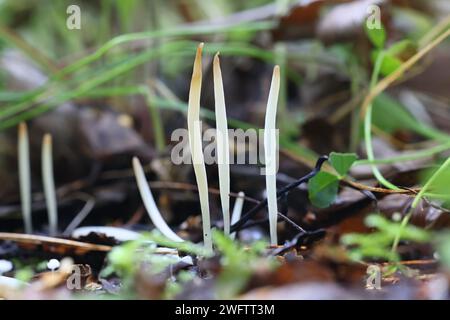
[330,152,358,177]
[308,172,339,208]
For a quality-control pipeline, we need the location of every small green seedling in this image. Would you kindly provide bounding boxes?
[342,214,430,262]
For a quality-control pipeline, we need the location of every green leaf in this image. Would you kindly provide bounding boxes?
[365,214,430,242]
[308,172,339,208]
[380,53,403,76]
[341,214,430,262]
[364,22,386,48]
[371,40,417,76]
[212,230,277,299]
[370,93,448,141]
[419,163,450,203]
[386,39,417,56]
[437,233,450,271]
[329,152,358,177]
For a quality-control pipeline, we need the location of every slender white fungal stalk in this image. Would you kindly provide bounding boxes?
[42,134,58,236]
[230,192,245,240]
[213,52,231,236]
[188,43,212,252]
[264,66,280,246]
[18,123,32,234]
[132,157,184,242]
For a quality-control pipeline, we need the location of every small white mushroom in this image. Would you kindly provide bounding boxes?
[187,43,212,252]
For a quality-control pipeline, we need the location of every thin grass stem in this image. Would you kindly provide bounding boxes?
[213,53,231,235]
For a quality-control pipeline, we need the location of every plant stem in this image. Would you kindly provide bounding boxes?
[364,52,399,190]
[144,87,166,153]
[355,142,450,165]
[412,157,450,209]
[56,21,275,78]
[392,156,450,253]
[360,28,450,117]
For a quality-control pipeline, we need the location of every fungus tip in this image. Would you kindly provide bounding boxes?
[18,122,27,136]
[43,133,52,145]
[273,65,280,77]
[195,43,204,60]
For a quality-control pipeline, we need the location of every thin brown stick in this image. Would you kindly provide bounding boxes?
[0,232,112,252]
[360,28,450,118]
[148,181,257,203]
[342,179,415,194]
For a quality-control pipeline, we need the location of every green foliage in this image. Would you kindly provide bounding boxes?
[365,23,386,49]
[163,270,196,299]
[102,231,210,279]
[372,50,402,76]
[371,40,417,76]
[212,230,278,299]
[100,230,278,299]
[100,232,207,298]
[147,231,212,257]
[391,7,433,42]
[307,152,357,208]
[14,267,34,283]
[308,171,339,208]
[371,93,449,141]
[329,152,358,177]
[101,236,153,279]
[341,214,430,262]
[436,233,450,271]
[419,162,450,203]
[371,93,417,133]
